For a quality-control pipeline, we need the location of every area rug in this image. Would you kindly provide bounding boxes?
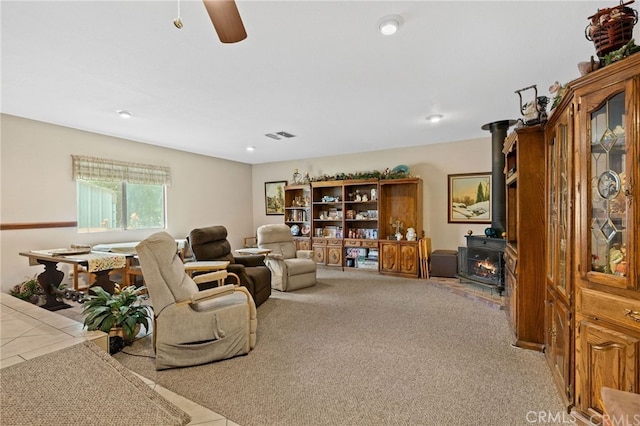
[1,341,190,426]
[114,269,565,426]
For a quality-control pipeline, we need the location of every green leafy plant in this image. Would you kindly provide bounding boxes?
[602,39,640,65]
[309,168,409,182]
[10,275,46,306]
[82,285,151,344]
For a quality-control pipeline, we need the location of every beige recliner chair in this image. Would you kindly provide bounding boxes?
[257,224,317,291]
[136,232,257,370]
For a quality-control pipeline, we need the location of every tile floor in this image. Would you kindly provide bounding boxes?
[0,293,240,426]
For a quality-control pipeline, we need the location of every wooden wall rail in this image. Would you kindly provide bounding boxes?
[0,221,77,231]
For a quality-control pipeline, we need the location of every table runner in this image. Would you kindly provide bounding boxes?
[71,252,126,272]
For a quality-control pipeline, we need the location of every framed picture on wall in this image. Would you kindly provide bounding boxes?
[448,172,492,224]
[265,180,287,215]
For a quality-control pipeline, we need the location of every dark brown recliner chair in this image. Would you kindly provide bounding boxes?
[189,226,271,307]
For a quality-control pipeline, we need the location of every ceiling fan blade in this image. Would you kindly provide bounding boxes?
[202,0,247,44]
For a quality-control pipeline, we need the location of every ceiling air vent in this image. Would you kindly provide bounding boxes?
[276,131,295,138]
[265,131,296,140]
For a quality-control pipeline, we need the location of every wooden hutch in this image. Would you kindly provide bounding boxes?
[506,54,640,422]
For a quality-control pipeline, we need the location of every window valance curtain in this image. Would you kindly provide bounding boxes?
[71,155,171,186]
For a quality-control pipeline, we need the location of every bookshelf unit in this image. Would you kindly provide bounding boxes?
[284,184,311,250]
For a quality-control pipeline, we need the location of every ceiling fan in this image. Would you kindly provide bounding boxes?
[202,0,247,43]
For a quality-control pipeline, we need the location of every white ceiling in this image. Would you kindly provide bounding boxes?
[3,1,636,165]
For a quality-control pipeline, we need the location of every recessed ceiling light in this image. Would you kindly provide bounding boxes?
[379,15,403,36]
[116,110,132,119]
[425,114,443,123]
[246,146,255,151]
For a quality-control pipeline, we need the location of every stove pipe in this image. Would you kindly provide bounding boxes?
[481,119,516,235]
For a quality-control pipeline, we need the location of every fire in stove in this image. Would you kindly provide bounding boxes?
[466,249,503,286]
[471,258,499,278]
[458,235,506,292]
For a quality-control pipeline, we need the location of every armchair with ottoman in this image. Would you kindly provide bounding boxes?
[188,226,271,307]
[257,224,317,292]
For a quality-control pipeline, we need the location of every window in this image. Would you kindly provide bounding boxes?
[72,155,170,233]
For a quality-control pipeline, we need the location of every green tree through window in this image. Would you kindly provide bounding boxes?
[77,180,165,233]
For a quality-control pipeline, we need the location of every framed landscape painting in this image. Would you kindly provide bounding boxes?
[448,172,492,224]
[265,180,286,215]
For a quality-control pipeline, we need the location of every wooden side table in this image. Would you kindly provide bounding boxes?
[234,248,271,256]
[184,260,230,277]
[183,260,240,287]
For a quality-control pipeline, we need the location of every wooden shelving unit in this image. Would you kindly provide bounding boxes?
[285,176,423,277]
[284,184,311,250]
[503,125,546,351]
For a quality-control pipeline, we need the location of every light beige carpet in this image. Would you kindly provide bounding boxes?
[1,341,190,426]
[115,269,566,426]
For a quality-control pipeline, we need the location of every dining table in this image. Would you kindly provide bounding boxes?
[19,249,127,311]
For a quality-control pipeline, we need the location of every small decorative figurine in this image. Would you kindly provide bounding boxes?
[391,218,403,240]
[609,244,627,276]
[515,84,549,127]
[292,169,302,184]
[406,228,417,241]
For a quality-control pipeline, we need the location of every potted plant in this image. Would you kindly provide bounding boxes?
[82,284,151,345]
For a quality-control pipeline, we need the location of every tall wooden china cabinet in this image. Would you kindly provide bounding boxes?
[543,54,640,423]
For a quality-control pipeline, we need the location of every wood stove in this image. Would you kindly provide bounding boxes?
[456,119,515,294]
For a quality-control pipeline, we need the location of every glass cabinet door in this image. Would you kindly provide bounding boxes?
[547,109,572,303]
[558,123,570,299]
[586,87,633,289]
[547,131,558,284]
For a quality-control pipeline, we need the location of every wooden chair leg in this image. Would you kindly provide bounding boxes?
[73,264,91,291]
[419,238,431,279]
[73,264,80,290]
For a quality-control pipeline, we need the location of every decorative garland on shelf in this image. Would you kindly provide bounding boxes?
[308,167,410,182]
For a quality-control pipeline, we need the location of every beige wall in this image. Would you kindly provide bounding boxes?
[0,114,254,292]
[1,113,492,292]
[251,137,493,252]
